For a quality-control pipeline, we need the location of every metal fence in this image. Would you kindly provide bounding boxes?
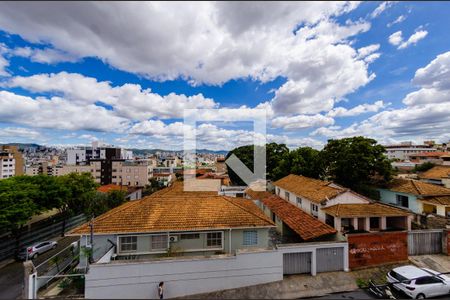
[0,214,86,261]
[408,229,443,256]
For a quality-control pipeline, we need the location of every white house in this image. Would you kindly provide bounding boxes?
[273,174,412,232]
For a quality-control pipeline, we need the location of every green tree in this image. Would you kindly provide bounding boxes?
[272,147,323,180]
[320,136,392,196]
[413,162,435,173]
[106,190,127,209]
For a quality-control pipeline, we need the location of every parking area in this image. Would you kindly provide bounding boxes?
[0,236,79,300]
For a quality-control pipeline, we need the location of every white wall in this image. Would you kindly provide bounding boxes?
[85,250,282,299]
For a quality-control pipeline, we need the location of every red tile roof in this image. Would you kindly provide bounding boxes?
[322,203,410,217]
[409,152,450,157]
[260,195,336,241]
[97,184,127,193]
[386,178,450,196]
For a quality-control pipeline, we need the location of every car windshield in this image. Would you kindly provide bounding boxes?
[19,247,27,252]
[390,270,409,283]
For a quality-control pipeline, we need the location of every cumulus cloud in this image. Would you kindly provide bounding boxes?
[271,114,334,130]
[3,72,218,120]
[0,43,9,76]
[389,30,428,49]
[0,90,129,132]
[313,51,450,143]
[327,100,386,117]
[0,127,42,140]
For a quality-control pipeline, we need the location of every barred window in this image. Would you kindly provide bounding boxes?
[243,230,258,246]
[151,235,168,250]
[119,236,137,252]
[180,233,200,240]
[207,232,222,247]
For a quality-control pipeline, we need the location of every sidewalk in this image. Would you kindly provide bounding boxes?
[178,271,358,299]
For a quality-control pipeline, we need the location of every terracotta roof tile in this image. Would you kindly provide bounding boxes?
[273,174,346,204]
[419,166,450,180]
[245,188,273,200]
[260,195,336,241]
[321,203,410,217]
[409,152,450,157]
[97,184,127,193]
[69,181,274,235]
[386,178,450,196]
[419,196,450,206]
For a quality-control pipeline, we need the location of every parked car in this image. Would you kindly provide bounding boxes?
[16,241,58,260]
[387,265,450,299]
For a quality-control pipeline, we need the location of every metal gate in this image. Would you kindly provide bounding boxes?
[316,247,344,273]
[408,230,443,255]
[283,252,311,275]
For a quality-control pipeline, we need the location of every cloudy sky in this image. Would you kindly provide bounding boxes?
[0,1,449,150]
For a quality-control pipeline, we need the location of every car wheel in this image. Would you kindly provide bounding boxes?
[52,244,57,249]
[32,253,38,259]
[416,294,426,299]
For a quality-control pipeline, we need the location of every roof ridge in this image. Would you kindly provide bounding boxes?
[410,179,423,195]
[223,196,274,225]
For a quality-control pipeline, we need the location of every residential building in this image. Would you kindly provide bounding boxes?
[152,173,174,186]
[68,181,275,262]
[0,145,24,179]
[66,142,132,166]
[408,152,450,165]
[112,161,152,187]
[215,157,226,173]
[162,156,181,168]
[384,142,436,161]
[378,178,450,218]
[97,184,142,200]
[419,165,450,188]
[273,174,412,232]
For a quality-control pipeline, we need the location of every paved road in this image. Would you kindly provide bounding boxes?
[304,289,377,299]
[0,236,79,299]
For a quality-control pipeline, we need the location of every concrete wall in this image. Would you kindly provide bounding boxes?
[347,231,408,269]
[85,249,282,299]
[378,189,420,213]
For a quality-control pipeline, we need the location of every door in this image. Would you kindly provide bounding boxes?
[283,252,311,275]
[316,247,344,272]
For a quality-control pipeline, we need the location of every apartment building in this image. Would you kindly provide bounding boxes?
[66,142,132,165]
[0,145,24,179]
[384,142,436,160]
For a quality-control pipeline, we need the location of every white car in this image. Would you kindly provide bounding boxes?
[17,240,58,260]
[387,265,450,299]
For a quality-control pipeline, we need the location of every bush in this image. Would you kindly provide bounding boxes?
[413,162,435,173]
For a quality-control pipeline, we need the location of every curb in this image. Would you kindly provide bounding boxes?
[0,258,15,270]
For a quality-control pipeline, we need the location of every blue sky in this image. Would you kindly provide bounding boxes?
[0,2,449,150]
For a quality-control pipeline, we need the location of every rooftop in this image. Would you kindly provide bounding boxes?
[321,203,410,218]
[409,151,450,157]
[419,165,450,180]
[385,178,450,196]
[260,195,337,241]
[69,181,274,235]
[97,184,127,193]
[273,174,346,204]
[419,196,450,206]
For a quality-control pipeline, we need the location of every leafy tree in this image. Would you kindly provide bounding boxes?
[142,178,165,196]
[413,162,435,173]
[320,136,393,195]
[106,190,127,209]
[57,173,99,215]
[272,147,323,180]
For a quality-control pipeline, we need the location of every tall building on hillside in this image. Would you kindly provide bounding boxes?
[0,145,24,179]
[66,142,132,165]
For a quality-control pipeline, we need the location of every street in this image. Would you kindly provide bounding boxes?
[0,236,79,299]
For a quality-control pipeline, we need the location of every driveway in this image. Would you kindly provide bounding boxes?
[0,236,79,299]
[409,255,450,274]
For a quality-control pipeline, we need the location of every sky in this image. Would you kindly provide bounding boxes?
[0,1,449,151]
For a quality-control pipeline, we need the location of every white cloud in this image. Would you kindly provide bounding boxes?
[389,30,428,49]
[271,114,334,130]
[387,15,406,27]
[0,127,42,140]
[371,1,396,19]
[3,72,218,120]
[12,47,79,64]
[398,30,428,49]
[312,51,450,143]
[0,90,129,132]
[327,100,386,117]
[0,43,9,76]
[388,31,403,46]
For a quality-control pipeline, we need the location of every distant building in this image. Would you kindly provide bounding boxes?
[66,142,132,165]
[0,145,24,179]
[408,151,450,165]
[384,142,436,161]
[215,157,226,173]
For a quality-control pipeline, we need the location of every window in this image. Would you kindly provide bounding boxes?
[243,230,258,245]
[415,276,442,285]
[311,203,318,217]
[151,235,168,250]
[396,195,409,208]
[285,191,290,201]
[276,187,280,196]
[296,197,302,206]
[207,232,222,248]
[119,236,137,252]
[180,233,200,240]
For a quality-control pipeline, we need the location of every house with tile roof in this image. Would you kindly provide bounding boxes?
[272,174,412,233]
[97,184,143,200]
[378,178,450,218]
[69,181,275,263]
[418,165,450,188]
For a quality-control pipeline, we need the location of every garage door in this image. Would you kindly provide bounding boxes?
[283,252,311,275]
[316,247,344,273]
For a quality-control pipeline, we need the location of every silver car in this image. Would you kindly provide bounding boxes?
[17,240,58,260]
